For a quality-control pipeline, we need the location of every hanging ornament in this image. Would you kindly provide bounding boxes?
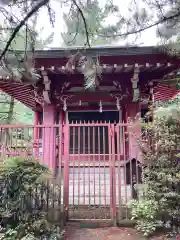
[63,98,67,111]
[79,100,82,106]
[60,95,74,112]
[110,94,123,110]
[116,97,120,110]
[99,100,103,113]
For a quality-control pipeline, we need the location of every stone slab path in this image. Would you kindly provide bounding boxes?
[64,225,146,240]
[63,223,174,240]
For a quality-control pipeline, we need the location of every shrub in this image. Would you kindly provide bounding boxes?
[0,157,63,239]
[128,199,162,236]
[129,109,180,236]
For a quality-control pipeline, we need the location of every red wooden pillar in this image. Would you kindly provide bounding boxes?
[33,111,39,158]
[42,104,56,172]
[127,102,141,161]
[57,110,65,173]
[122,105,129,158]
[58,110,70,219]
[59,111,65,155]
[60,111,65,124]
[149,81,154,121]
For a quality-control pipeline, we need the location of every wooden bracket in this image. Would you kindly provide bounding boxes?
[42,70,51,104]
[131,68,140,102]
[34,90,44,106]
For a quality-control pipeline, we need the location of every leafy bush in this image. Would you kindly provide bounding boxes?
[133,184,148,200]
[0,157,63,239]
[129,109,180,236]
[128,199,162,236]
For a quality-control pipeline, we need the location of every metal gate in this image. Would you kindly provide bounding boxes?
[0,123,141,223]
[63,122,139,222]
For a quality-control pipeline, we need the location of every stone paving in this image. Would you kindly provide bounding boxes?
[64,225,146,240]
[63,223,175,240]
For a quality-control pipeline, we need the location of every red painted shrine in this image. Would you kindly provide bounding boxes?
[0,45,180,220]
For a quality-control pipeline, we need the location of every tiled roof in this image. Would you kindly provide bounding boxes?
[154,83,179,102]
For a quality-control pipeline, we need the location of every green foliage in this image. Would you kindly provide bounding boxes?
[0,92,33,124]
[0,17,54,124]
[0,157,49,226]
[62,0,121,46]
[9,27,54,51]
[14,102,33,124]
[0,157,62,239]
[155,97,180,118]
[0,93,14,123]
[2,20,54,51]
[129,110,180,236]
[0,222,63,239]
[128,199,161,236]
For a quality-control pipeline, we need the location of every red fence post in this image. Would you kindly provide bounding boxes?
[63,123,70,221]
[33,112,39,158]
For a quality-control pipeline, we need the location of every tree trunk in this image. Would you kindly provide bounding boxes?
[6,97,14,124]
[5,97,14,145]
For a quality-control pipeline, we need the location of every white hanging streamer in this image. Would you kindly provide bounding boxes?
[110,94,122,110]
[63,98,67,111]
[116,97,120,110]
[99,100,103,113]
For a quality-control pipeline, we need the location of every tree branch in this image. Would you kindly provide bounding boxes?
[67,14,80,45]
[0,0,49,60]
[72,0,91,47]
[98,8,180,38]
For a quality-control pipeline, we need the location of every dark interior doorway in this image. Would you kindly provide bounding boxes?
[68,111,119,123]
[68,111,119,154]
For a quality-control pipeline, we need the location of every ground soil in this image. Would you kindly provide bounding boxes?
[64,225,170,240]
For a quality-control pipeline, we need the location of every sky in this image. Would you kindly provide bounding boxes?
[35,0,160,48]
[0,0,160,48]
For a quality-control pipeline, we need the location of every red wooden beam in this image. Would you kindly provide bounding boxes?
[58,105,129,111]
[55,91,132,102]
[35,54,180,68]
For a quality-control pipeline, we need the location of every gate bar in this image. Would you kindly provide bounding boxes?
[63,124,70,220]
[110,124,117,225]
